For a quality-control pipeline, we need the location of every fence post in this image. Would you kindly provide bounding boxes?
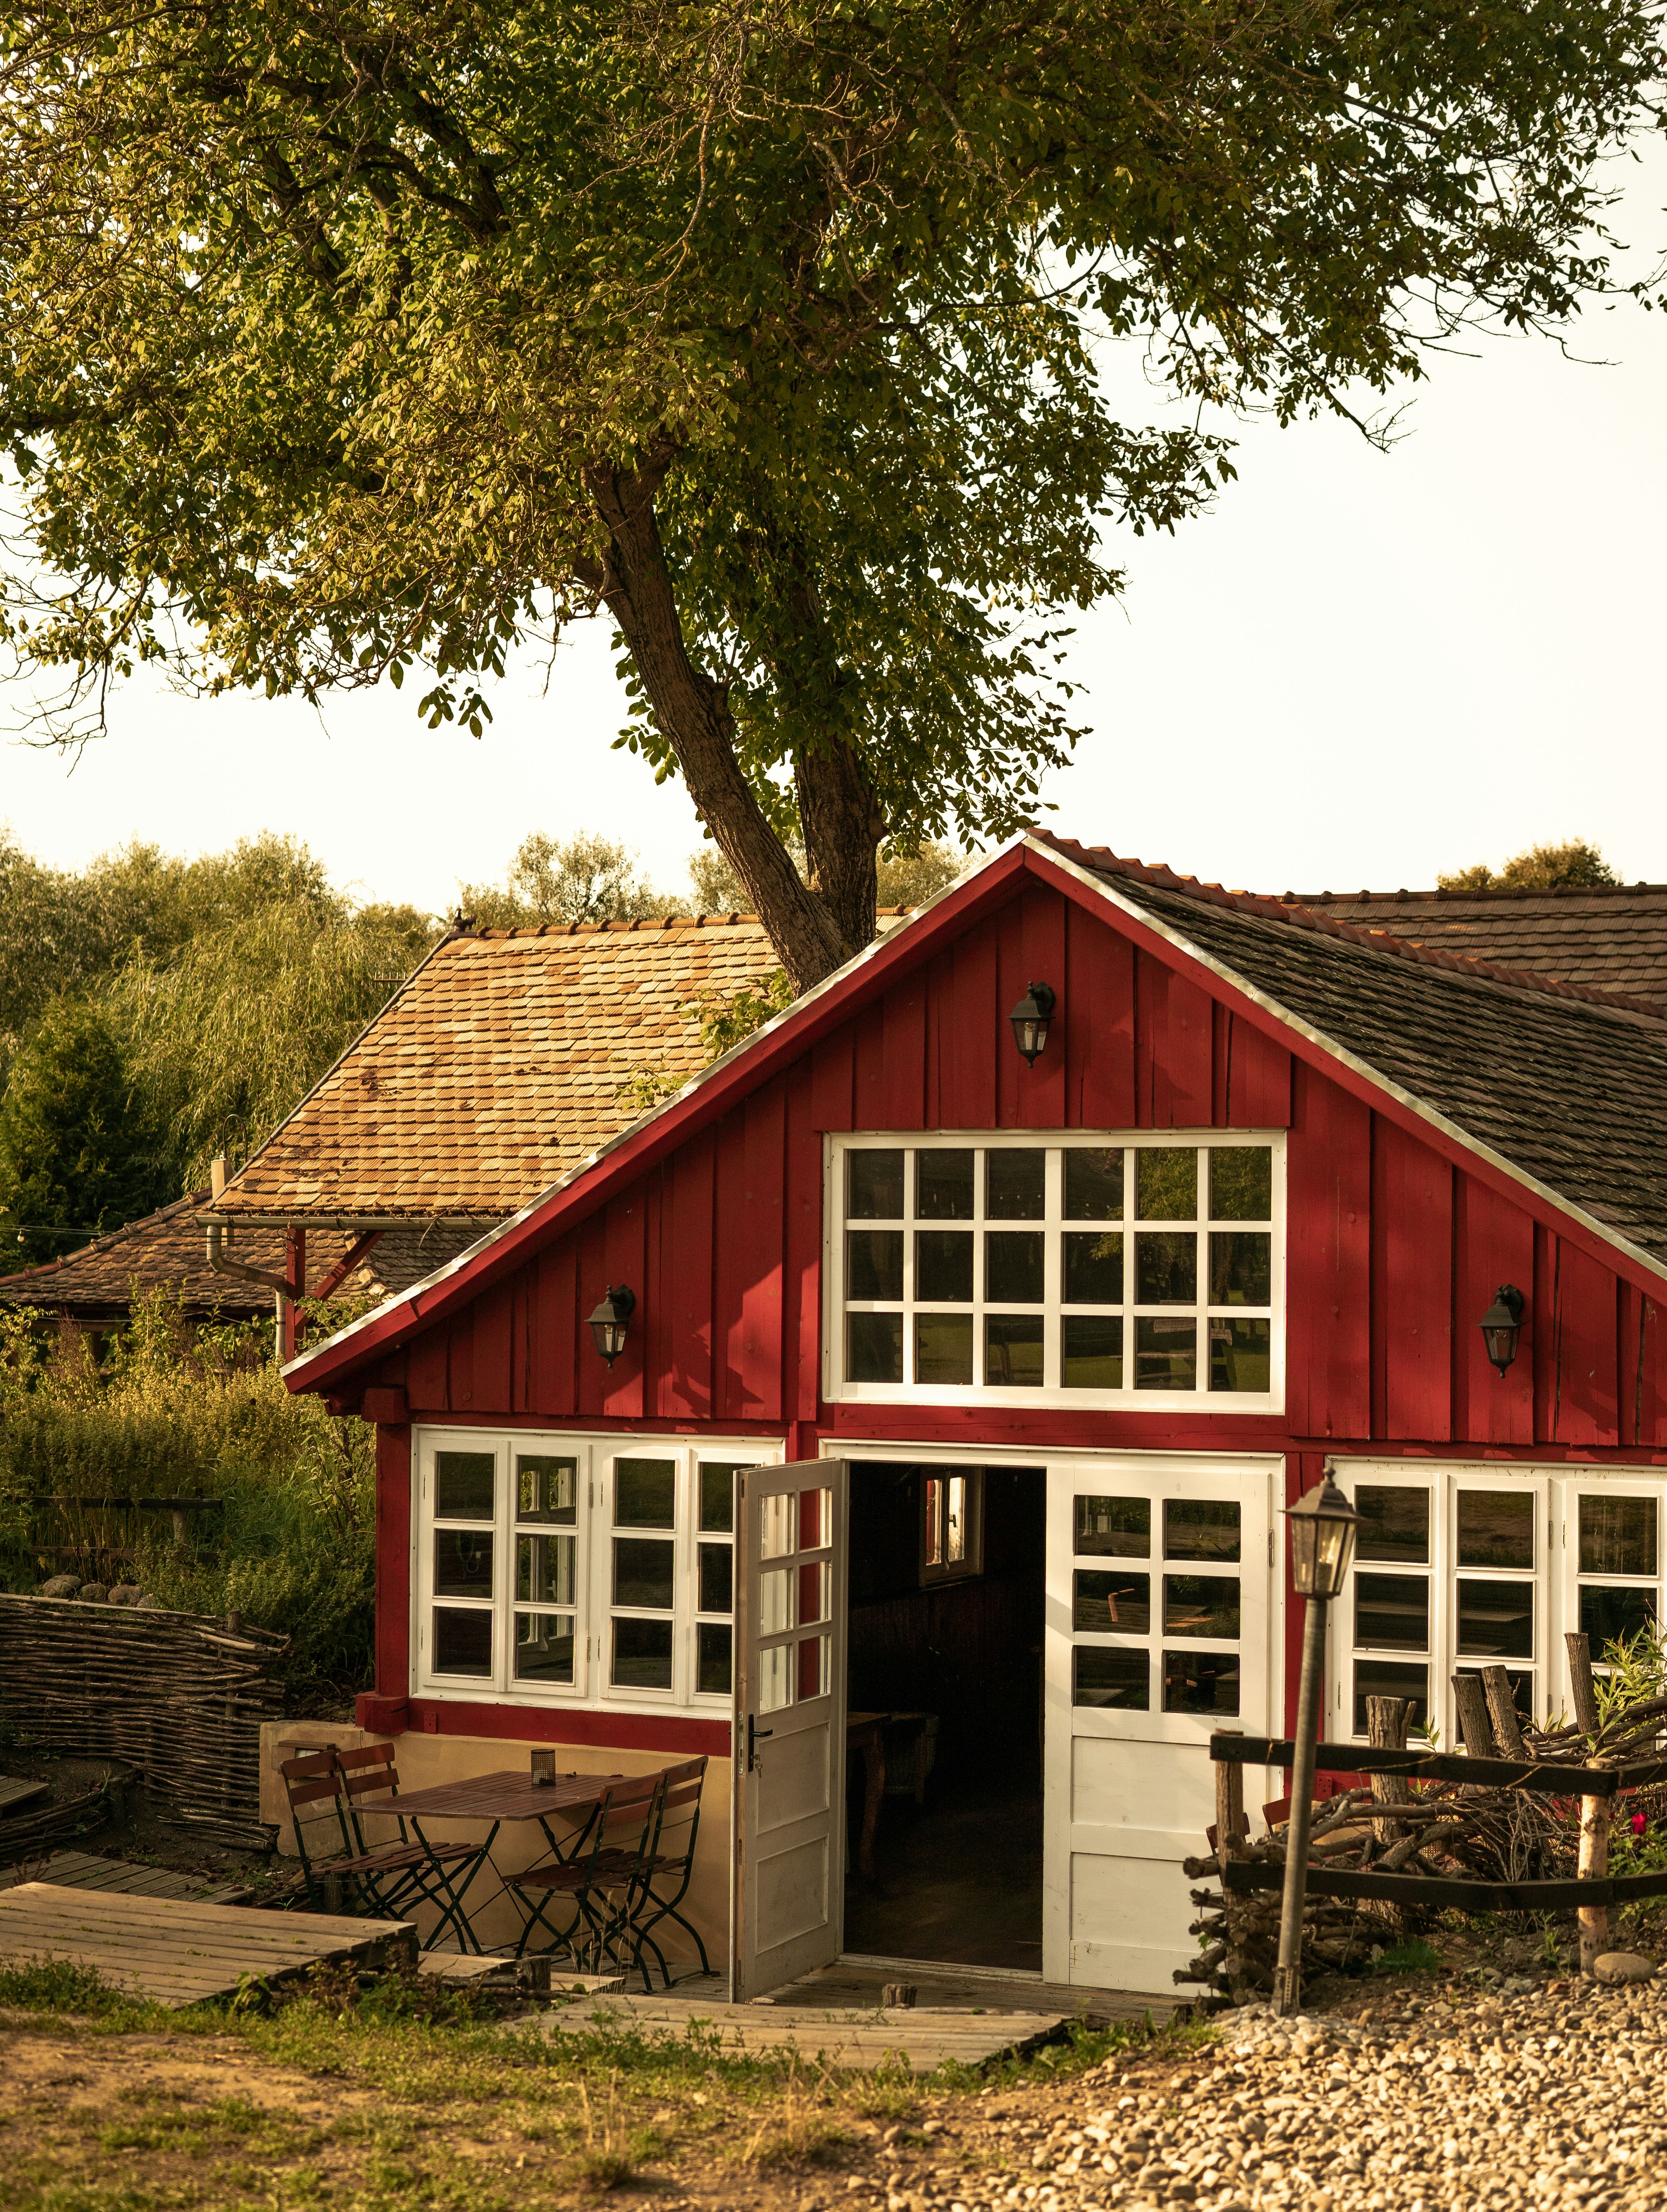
[1579,1780,1612,1976]
[1213,1730,1248,1998]
[1565,1633,1601,1737]
[1479,1666,1528,1760]
[1453,1675,1497,1760]
[1366,1695,1410,1932]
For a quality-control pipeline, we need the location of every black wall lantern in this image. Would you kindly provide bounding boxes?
[1479,1282,1525,1376]
[1009,981,1056,1066]
[588,1284,636,1366]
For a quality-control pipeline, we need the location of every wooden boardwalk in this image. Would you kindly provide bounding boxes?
[536,1990,1068,2072]
[0,1851,251,1906]
[0,1882,413,2008]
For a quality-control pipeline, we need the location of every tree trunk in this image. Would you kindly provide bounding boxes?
[576,460,845,994]
[795,737,884,957]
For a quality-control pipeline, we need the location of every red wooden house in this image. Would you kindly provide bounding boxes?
[280,835,1667,1997]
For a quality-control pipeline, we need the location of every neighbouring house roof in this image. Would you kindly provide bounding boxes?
[211,914,781,1222]
[0,1192,489,1321]
[1040,838,1667,1268]
[1278,882,1667,1005]
[284,835,1667,1395]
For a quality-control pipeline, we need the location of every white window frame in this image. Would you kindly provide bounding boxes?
[412,1428,782,1712]
[823,1130,1286,1412]
[1337,1458,1667,1744]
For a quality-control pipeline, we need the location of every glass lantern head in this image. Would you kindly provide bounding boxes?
[1479,1283,1525,1377]
[1286,1472,1361,1599]
[1009,981,1057,1066]
[587,1284,636,1366]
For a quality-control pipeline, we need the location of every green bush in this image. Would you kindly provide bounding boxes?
[0,1292,374,1708]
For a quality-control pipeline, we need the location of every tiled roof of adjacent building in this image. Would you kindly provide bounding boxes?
[212,915,781,1221]
[1039,837,1667,1268]
[1276,883,1667,1004]
[0,1195,488,1317]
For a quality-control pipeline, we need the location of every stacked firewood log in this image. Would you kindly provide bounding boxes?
[1177,1647,1667,2004]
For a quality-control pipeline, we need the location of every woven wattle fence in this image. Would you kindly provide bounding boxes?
[0,1595,290,1852]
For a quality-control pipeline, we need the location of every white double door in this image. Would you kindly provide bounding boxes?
[1042,1453,1279,1995]
[728,1450,1277,2001]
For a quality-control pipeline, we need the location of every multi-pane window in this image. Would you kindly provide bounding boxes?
[415,1432,773,1709]
[1341,1466,1667,1741]
[832,1134,1282,1406]
[514,1455,579,1687]
[756,1485,834,1713]
[1069,1489,1244,1716]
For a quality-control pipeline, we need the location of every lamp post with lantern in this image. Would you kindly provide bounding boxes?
[1272,1469,1362,2017]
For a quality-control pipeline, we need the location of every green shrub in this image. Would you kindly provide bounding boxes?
[0,1291,374,1707]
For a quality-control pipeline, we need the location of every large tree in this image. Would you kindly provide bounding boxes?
[0,0,1657,988]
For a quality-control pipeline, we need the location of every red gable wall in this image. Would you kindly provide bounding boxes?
[354,879,1667,1462]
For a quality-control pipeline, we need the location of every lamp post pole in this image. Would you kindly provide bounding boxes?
[1272,1588,1329,2017]
[1272,1468,1361,2021]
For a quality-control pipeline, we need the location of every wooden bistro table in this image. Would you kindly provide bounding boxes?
[384,1768,628,1955]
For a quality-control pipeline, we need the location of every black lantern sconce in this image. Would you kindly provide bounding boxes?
[588,1284,636,1366]
[1479,1283,1525,1376]
[1009,981,1056,1066]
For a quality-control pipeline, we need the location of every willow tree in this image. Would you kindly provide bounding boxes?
[0,1,1657,988]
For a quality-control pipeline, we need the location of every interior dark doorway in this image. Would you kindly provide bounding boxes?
[843,1461,1044,1973]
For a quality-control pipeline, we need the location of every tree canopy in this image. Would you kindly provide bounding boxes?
[0,0,1659,985]
[0,995,170,1259]
[1438,839,1622,892]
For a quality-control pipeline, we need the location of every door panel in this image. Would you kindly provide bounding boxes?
[1044,1455,1277,1995]
[731,1460,848,2000]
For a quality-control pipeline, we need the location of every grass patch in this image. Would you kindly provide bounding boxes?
[0,1961,1222,2212]
[0,1960,145,2021]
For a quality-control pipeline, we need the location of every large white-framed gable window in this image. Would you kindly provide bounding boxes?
[414,1430,781,1710]
[826,1132,1284,1410]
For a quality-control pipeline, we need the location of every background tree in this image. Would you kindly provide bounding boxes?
[1439,840,1622,892]
[0,996,170,1259]
[460,830,685,928]
[0,0,1656,990]
[0,829,439,1212]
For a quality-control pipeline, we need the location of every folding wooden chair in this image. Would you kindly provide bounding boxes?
[504,1771,666,1988]
[633,1755,711,1988]
[279,1748,477,1950]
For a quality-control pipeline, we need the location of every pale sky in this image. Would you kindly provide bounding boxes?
[3,150,1663,914]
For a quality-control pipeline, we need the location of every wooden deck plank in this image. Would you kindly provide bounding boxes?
[0,1884,412,2008]
[0,1777,50,1817]
[536,1997,1067,2072]
[2,1854,252,1907]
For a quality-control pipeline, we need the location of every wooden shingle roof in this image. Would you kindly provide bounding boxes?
[1041,838,1667,1270]
[1279,884,1667,1005]
[212,915,779,1222]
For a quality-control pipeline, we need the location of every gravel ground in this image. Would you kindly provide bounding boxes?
[836,1970,1667,2212]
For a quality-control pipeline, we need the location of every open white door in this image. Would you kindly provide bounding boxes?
[729,1459,848,2002]
[1043,1455,1278,1995]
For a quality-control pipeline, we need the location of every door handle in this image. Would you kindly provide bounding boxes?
[747,1715,773,1770]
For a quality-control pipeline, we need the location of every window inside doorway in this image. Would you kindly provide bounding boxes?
[921,1470,984,1583]
[830,1133,1283,1408]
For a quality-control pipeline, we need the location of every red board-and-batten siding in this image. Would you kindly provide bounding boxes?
[355,869,1667,1745]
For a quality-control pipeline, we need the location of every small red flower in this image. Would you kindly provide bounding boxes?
[1632,1812,1648,1836]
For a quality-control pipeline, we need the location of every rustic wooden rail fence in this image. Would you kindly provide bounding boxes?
[1186,1640,1667,1999]
[0,1594,288,1853]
